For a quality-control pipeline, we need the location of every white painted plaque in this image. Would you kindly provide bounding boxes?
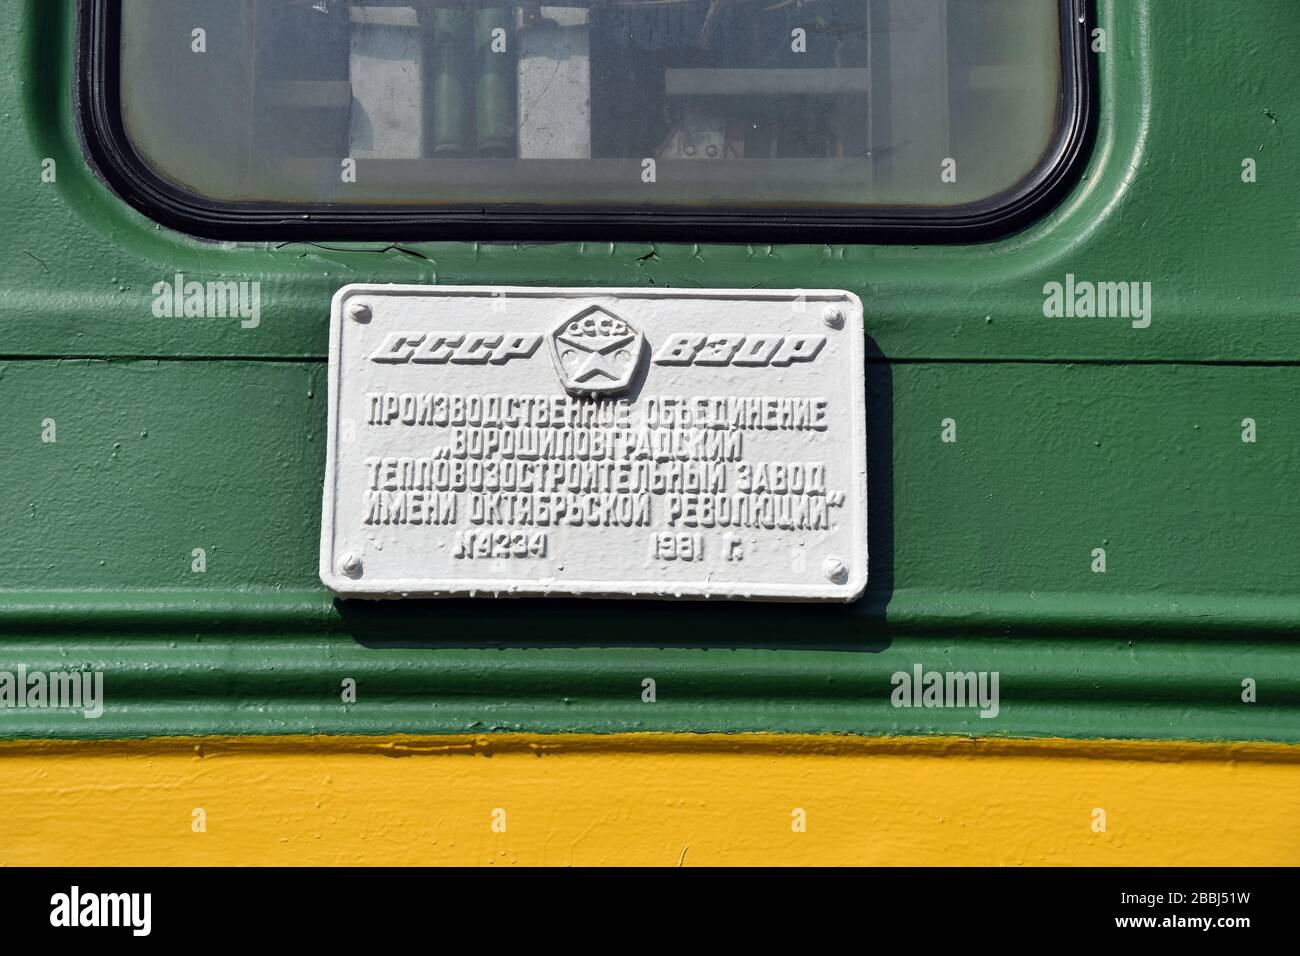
[320,285,867,601]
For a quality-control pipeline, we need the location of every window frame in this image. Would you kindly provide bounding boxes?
[77,0,1096,243]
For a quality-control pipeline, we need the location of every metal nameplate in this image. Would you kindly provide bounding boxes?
[320,285,868,601]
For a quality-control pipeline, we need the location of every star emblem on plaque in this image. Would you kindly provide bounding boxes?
[547,304,646,396]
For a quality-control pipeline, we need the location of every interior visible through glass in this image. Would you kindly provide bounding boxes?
[119,0,1065,209]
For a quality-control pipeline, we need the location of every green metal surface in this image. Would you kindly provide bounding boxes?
[0,1,1297,740]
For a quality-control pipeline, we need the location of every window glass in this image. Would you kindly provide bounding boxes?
[118,0,1065,209]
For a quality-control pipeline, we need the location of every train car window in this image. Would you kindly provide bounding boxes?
[86,0,1090,239]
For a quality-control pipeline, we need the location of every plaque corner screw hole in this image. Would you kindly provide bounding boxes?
[340,553,363,578]
[821,305,845,329]
[823,557,849,584]
[348,301,372,323]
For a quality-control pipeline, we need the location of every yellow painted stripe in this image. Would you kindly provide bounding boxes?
[1,734,1297,866]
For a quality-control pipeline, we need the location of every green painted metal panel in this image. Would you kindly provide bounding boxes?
[2,359,1298,599]
[0,1,1296,740]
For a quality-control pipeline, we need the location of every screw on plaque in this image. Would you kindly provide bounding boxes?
[823,558,849,584]
[340,554,363,578]
[348,301,372,323]
[821,305,846,329]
